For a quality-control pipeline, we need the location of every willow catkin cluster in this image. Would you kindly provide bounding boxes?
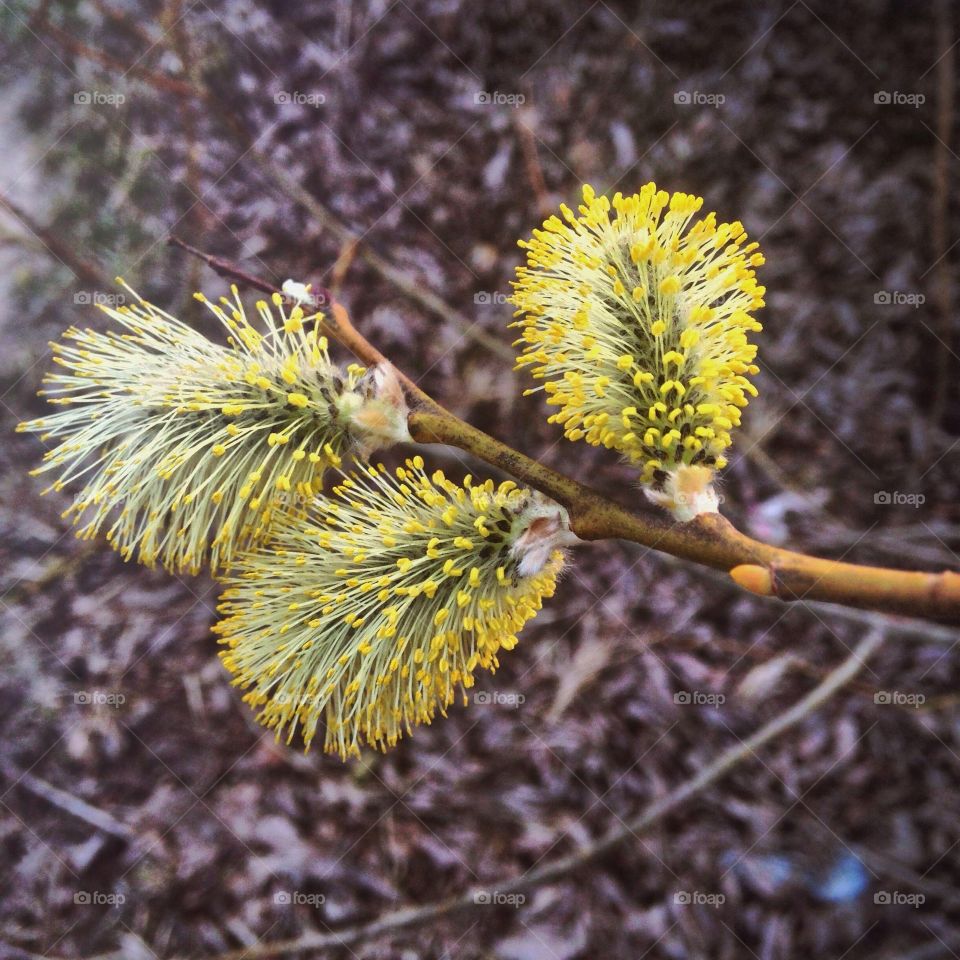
[511,182,765,518]
[214,457,572,759]
[18,281,409,572]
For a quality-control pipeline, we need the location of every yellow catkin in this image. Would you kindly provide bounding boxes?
[17,281,408,572]
[510,182,765,487]
[213,458,566,760]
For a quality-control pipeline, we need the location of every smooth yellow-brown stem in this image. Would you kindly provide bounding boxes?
[406,407,960,620]
[325,304,960,623]
[170,241,960,624]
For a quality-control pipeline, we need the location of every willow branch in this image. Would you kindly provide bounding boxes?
[169,238,960,624]
[0,194,109,289]
[216,130,514,361]
[32,13,199,100]
[141,629,881,960]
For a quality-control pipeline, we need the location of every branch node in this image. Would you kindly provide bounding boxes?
[730,563,776,597]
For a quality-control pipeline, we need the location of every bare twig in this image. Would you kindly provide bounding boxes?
[513,112,552,215]
[0,194,109,289]
[166,236,284,297]
[329,237,359,296]
[0,761,140,849]
[929,0,955,438]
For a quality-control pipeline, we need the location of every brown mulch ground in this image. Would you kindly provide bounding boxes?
[1,1,959,957]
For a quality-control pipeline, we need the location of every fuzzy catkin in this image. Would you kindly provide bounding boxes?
[511,182,765,494]
[214,458,569,759]
[19,281,409,572]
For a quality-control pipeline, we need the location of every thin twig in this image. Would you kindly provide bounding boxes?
[0,194,109,289]
[166,237,281,297]
[143,630,880,960]
[0,761,140,849]
[513,113,551,215]
[929,0,955,439]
